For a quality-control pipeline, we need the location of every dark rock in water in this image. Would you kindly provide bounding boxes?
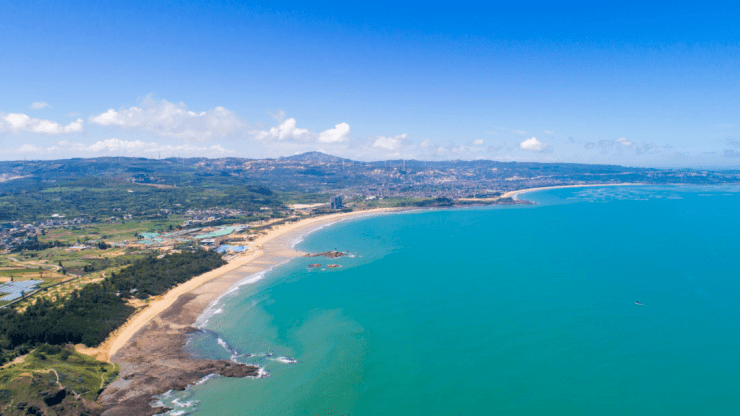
[305,251,346,258]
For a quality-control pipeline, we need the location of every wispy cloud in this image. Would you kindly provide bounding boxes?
[269,109,286,122]
[89,96,248,141]
[30,101,50,110]
[584,137,658,155]
[6,138,232,158]
[544,130,554,135]
[0,113,83,135]
[723,139,740,158]
[371,133,408,151]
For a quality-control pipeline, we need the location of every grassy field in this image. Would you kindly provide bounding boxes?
[0,345,117,414]
[39,218,184,245]
[0,245,148,310]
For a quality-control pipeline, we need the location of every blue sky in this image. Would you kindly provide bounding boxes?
[1,1,740,167]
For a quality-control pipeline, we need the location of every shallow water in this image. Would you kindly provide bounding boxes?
[158,185,740,415]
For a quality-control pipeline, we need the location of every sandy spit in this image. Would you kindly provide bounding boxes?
[501,183,644,200]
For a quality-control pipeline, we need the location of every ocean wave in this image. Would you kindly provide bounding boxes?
[290,220,338,248]
[194,373,217,386]
[196,270,270,328]
[172,398,198,408]
[216,336,240,362]
[273,356,298,364]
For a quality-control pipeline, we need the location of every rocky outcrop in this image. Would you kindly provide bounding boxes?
[305,251,346,258]
[98,293,259,416]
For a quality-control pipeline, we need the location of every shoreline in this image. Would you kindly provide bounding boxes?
[501,183,645,200]
[94,187,633,413]
[88,207,398,362]
[95,207,400,415]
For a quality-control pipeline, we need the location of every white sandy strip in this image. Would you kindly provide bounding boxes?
[80,208,396,362]
[501,183,644,200]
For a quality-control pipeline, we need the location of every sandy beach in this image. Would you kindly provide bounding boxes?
[95,207,398,415]
[93,187,631,413]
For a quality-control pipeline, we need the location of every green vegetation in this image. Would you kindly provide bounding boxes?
[0,344,117,414]
[10,236,66,252]
[0,165,284,221]
[109,250,226,299]
[0,181,282,222]
[1,284,135,348]
[38,218,184,245]
[0,250,225,363]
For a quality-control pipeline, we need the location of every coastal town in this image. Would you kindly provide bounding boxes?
[0,154,739,414]
[4,1,740,413]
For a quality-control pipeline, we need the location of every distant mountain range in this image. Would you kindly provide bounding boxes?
[1,153,739,197]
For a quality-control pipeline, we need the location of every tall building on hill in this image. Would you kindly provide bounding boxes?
[330,195,343,210]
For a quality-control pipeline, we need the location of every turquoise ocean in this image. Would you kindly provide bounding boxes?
[157,185,740,415]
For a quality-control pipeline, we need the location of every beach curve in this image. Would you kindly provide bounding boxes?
[93,207,398,415]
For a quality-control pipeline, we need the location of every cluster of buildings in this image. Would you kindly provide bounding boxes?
[123,224,249,252]
[0,216,91,252]
[182,208,257,227]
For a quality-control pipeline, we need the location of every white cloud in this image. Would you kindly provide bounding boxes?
[419,139,435,148]
[519,137,551,152]
[253,118,309,142]
[616,137,633,147]
[251,118,350,145]
[5,138,232,158]
[89,97,248,141]
[30,101,50,110]
[0,113,83,135]
[544,130,554,135]
[372,134,408,151]
[318,122,350,143]
[584,137,659,156]
[514,130,527,135]
[472,139,484,145]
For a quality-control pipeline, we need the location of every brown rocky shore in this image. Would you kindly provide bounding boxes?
[99,293,260,415]
[93,209,396,414]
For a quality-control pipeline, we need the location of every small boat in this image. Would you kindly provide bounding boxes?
[635,300,643,305]
[326,264,340,268]
[308,264,321,268]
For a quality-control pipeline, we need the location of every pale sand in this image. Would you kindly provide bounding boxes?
[501,183,644,200]
[79,208,397,362]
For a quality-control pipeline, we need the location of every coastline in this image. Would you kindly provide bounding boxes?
[95,207,399,415]
[501,182,644,200]
[93,186,634,413]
